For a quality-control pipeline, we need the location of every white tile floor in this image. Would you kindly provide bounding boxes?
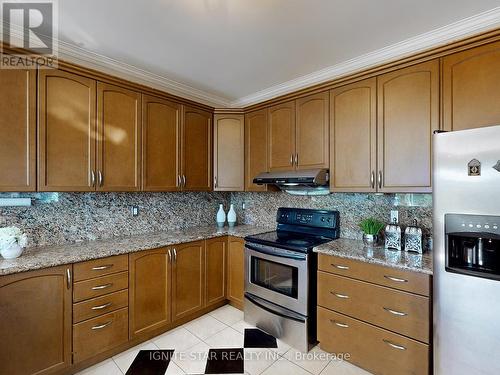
[77,305,372,375]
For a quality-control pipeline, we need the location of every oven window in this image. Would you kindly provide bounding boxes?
[250,256,298,298]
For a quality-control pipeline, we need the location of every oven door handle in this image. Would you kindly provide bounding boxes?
[245,243,307,261]
[245,293,306,323]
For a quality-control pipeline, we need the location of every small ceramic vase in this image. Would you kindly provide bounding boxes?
[216,204,226,228]
[0,243,23,259]
[227,204,237,227]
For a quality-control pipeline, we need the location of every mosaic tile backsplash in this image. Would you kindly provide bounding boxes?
[230,192,433,241]
[0,191,432,248]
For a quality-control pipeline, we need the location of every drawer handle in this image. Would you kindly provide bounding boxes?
[330,291,349,299]
[329,319,349,328]
[91,320,113,330]
[383,307,408,316]
[91,302,113,310]
[331,263,349,270]
[383,339,407,351]
[91,283,113,290]
[92,264,113,271]
[384,275,408,283]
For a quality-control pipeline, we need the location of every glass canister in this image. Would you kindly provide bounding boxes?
[404,219,423,253]
[385,218,402,251]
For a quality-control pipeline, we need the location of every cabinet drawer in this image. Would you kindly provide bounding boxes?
[318,307,429,375]
[318,254,430,296]
[73,289,128,323]
[318,271,429,343]
[74,255,128,281]
[73,271,128,302]
[73,307,128,363]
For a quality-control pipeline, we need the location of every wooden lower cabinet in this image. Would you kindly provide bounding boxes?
[129,247,171,339]
[318,307,429,375]
[205,238,227,306]
[0,265,72,375]
[172,240,205,320]
[317,254,431,375]
[227,236,245,309]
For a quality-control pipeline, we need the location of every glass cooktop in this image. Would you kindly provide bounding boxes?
[245,230,333,252]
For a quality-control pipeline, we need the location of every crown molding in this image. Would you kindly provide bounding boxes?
[230,7,500,108]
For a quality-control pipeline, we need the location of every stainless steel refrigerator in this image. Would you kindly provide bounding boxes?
[434,125,500,375]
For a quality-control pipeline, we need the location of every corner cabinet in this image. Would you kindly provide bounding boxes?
[0,69,36,191]
[330,78,377,192]
[377,60,439,192]
[97,83,142,191]
[227,236,245,309]
[142,95,181,191]
[443,40,500,131]
[38,69,97,191]
[182,106,212,191]
[205,237,227,306]
[0,266,72,375]
[213,114,245,191]
[245,109,268,191]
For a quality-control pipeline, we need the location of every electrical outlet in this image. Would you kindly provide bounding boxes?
[390,210,399,224]
[131,206,139,217]
[242,202,246,210]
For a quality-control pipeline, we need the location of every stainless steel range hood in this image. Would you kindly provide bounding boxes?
[253,169,330,195]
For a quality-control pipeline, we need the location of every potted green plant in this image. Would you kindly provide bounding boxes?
[359,218,384,247]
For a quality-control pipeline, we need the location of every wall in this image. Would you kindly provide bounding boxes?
[0,192,229,248]
[231,192,433,241]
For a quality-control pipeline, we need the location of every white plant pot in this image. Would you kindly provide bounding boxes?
[1,243,23,259]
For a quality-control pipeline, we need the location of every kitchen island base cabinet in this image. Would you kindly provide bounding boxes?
[0,266,72,375]
[172,241,205,320]
[129,247,171,339]
[227,236,245,310]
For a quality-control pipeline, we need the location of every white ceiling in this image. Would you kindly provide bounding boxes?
[53,1,500,106]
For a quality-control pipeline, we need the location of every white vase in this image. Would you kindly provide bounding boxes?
[0,243,23,259]
[216,204,226,227]
[227,204,237,227]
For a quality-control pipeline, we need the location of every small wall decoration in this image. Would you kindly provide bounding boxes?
[468,159,481,176]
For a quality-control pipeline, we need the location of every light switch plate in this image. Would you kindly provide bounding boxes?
[131,206,139,216]
[390,210,399,224]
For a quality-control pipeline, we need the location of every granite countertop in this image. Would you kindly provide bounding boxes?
[0,225,273,276]
[314,238,433,275]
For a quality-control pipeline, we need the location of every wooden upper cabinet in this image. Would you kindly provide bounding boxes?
[377,60,439,193]
[182,106,212,191]
[129,248,171,339]
[330,78,377,192]
[213,114,244,191]
[268,101,296,171]
[142,95,180,191]
[0,266,72,375]
[443,40,500,131]
[205,238,226,306]
[295,92,329,169]
[38,69,97,191]
[245,109,268,191]
[0,69,36,191]
[97,83,142,191]
[171,241,205,321]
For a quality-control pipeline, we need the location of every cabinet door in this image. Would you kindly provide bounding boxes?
[377,60,439,193]
[205,238,226,306]
[182,106,212,191]
[296,92,329,169]
[0,265,72,375]
[142,95,180,191]
[38,69,97,191]
[129,248,171,339]
[171,241,205,321]
[214,114,245,191]
[330,78,377,192]
[227,236,244,309]
[0,69,36,191]
[97,83,142,191]
[245,109,268,191]
[268,101,296,171]
[443,40,500,131]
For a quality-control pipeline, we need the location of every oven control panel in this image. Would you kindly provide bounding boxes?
[277,207,339,229]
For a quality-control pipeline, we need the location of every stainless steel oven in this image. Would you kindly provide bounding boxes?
[245,242,309,315]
